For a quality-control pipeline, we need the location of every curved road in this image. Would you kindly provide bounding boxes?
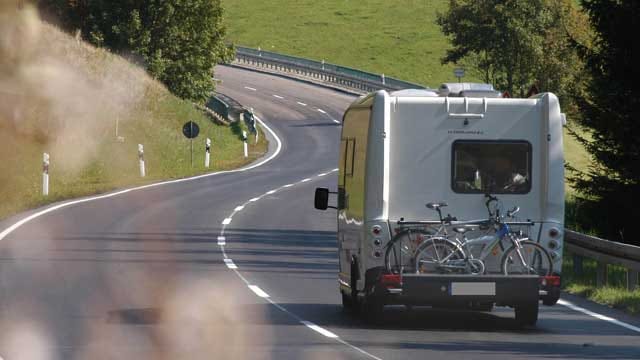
[0,66,638,360]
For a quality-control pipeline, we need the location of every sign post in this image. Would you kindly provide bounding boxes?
[42,153,49,196]
[454,68,465,83]
[205,138,211,168]
[182,121,200,167]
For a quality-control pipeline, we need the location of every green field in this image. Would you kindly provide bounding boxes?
[0,17,266,220]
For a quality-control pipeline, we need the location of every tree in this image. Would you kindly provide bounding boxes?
[437,0,589,114]
[38,0,234,103]
[569,0,638,244]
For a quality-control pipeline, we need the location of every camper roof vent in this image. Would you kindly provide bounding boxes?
[439,83,501,98]
[391,89,439,97]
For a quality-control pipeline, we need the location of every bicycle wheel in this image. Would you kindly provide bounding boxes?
[501,240,553,276]
[384,230,429,274]
[414,237,464,274]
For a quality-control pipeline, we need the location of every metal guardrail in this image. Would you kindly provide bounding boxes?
[233,46,427,94]
[565,230,640,291]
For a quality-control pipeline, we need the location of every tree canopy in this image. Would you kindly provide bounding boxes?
[39,0,234,103]
[569,0,638,244]
[437,0,590,113]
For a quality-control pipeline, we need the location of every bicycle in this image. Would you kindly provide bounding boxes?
[413,194,553,276]
[383,202,457,274]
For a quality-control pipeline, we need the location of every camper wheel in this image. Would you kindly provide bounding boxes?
[515,301,539,327]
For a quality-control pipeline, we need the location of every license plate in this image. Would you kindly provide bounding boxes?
[450,282,496,296]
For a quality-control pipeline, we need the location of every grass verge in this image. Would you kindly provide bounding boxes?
[562,252,640,315]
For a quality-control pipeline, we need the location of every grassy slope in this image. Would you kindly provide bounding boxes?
[223,1,639,313]
[0,21,267,220]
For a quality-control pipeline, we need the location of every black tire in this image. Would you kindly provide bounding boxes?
[362,296,384,324]
[515,302,539,327]
[414,237,464,274]
[542,287,561,306]
[384,230,431,274]
[501,240,553,276]
[341,291,354,312]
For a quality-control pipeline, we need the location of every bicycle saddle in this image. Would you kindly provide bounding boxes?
[426,202,448,210]
[452,225,478,234]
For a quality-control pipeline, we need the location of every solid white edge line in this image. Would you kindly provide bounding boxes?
[234,205,245,211]
[300,321,338,338]
[0,115,282,243]
[558,299,640,333]
[248,285,270,298]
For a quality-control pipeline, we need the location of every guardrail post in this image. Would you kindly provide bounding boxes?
[628,270,639,291]
[596,262,608,287]
[572,254,583,277]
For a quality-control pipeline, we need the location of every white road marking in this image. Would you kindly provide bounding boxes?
[333,168,339,171]
[222,218,232,225]
[558,299,640,333]
[333,119,341,124]
[317,109,327,114]
[301,178,311,183]
[217,236,226,245]
[297,101,307,106]
[218,170,384,360]
[248,285,270,298]
[234,205,245,211]
[0,114,282,243]
[224,259,238,269]
[300,321,338,338]
[273,94,284,99]
[244,86,257,91]
[318,173,327,177]
[249,197,260,202]
[266,190,276,195]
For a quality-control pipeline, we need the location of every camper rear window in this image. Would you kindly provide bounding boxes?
[452,140,532,194]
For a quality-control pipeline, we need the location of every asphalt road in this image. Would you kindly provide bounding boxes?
[0,66,638,360]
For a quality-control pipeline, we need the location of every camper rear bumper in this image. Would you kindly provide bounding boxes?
[379,274,540,306]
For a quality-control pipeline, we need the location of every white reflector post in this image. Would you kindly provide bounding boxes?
[205,138,211,168]
[42,152,50,196]
[242,130,248,158]
[138,144,145,177]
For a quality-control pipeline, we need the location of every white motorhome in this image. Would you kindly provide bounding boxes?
[315,84,565,326]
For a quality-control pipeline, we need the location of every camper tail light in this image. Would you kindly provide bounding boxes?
[540,275,561,287]
[371,225,382,236]
[548,239,559,250]
[548,227,561,238]
[381,274,402,289]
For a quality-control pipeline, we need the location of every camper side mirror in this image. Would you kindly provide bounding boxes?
[314,188,330,210]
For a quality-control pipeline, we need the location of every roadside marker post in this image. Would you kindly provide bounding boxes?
[42,153,49,196]
[242,131,248,158]
[138,144,145,177]
[205,138,211,168]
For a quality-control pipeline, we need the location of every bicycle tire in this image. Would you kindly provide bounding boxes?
[501,240,553,276]
[384,229,431,274]
[414,237,465,274]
